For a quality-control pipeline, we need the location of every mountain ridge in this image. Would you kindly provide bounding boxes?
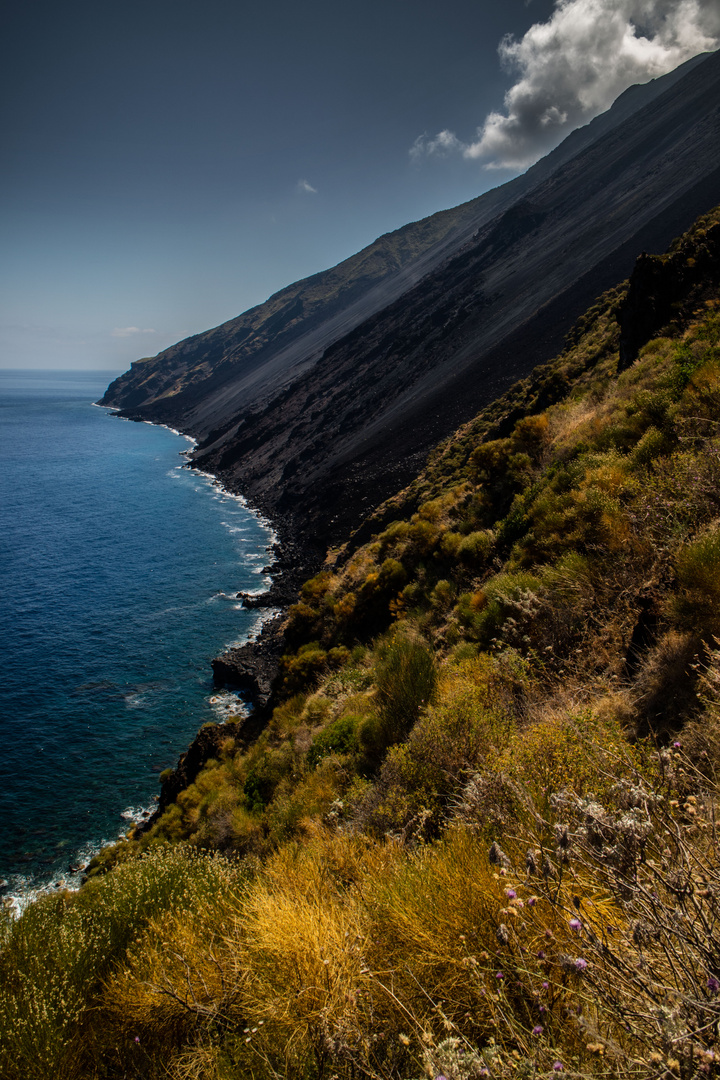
[186,49,720,548]
[100,53,713,452]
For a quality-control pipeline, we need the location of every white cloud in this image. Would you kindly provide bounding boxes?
[111,326,157,338]
[413,0,720,171]
[410,129,466,161]
[297,178,318,194]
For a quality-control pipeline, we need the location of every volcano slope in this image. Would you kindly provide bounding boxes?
[103,51,720,553]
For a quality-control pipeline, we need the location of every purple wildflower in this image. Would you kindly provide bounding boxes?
[537,950,546,959]
[527,895,537,906]
[134,1036,140,1044]
[708,975,720,993]
[569,918,582,932]
[496,970,504,980]
[542,981,549,989]
[532,1025,544,1036]
[575,958,588,972]
[553,1063,564,1072]
[674,741,682,749]
[505,888,517,899]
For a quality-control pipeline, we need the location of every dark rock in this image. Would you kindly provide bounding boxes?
[236,591,274,608]
[212,615,284,712]
[618,221,720,368]
[143,720,243,829]
[192,52,720,552]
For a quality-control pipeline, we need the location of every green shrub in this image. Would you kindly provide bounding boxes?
[279,642,328,695]
[307,714,361,769]
[673,525,720,637]
[467,570,542,645]
[374,632,437,747]
[457,529,493,564]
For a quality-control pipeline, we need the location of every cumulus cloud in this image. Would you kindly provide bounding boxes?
[297,178,318,194]
[414,0,720,171]
[111,326,157,338]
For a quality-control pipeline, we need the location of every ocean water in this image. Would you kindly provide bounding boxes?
[0,369,275,903]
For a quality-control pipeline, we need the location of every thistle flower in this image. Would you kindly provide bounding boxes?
[496,970,504,980]
[532,1025,544,1036]
[553,1062,564,1072]
[505,888,517,899]
[569,918,582,932]
[708,975,720,993]
[575,957,588,972]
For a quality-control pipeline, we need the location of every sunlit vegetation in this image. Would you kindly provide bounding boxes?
[3,207,720,1077]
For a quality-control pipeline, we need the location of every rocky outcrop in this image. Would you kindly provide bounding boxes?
[618,221,720,367]
[146,721,242,826]
[212,619,283,713]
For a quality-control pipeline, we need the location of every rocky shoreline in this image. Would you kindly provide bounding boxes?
[141,476,323,833]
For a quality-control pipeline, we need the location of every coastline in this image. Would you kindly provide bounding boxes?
[2,393,283,914]
[90,405,319,847]
[139,475,321,834]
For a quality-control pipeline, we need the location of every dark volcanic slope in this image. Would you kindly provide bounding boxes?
[102,53,720,548]
[192,50,720,544]
[100,57,704,437]
[100,188,518,430]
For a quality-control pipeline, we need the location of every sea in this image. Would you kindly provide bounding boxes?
[0,369,276,910]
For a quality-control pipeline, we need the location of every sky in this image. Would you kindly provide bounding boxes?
[1,0,718,371]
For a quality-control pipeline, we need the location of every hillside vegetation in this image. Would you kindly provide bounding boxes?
[3,208,720,1079]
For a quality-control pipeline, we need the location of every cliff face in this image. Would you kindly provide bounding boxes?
[102,52,720,548]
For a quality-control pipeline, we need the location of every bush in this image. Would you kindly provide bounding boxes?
[307,714,361,769]
[374,631,437,747]
[361,656,518,838]
[673,525,720,637]
[0,846,242,1078]
[280,642,328,695]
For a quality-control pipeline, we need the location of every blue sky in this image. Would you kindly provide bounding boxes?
[1,0,717,370]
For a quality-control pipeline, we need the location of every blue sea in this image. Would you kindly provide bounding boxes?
[0,369,275,905]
